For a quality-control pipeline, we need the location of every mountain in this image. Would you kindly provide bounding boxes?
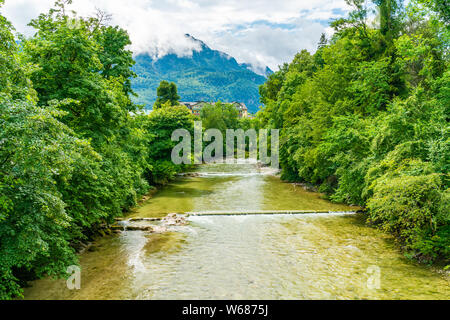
[131,35,271,113]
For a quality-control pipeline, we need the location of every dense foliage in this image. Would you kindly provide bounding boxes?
[257,0,449,264]
[145,105,194,184]
[154,80,181,109]
[0,0,194,299]
[200,101,240,133]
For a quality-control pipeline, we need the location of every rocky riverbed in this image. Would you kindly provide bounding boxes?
[112,213,189,233]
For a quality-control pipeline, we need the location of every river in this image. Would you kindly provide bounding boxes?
[24,162,449,299]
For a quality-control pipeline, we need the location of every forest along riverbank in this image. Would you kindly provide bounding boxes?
[24,162,449,299]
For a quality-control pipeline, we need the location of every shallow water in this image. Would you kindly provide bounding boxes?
[130,163,353,218]
[24,162,449,300]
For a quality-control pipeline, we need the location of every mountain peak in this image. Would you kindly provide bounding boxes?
[132,36,270,113]
[184,33,208,50]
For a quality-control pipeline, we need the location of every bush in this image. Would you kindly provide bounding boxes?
[367,174,449,262]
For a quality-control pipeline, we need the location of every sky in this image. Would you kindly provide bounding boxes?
[1,0,352,73]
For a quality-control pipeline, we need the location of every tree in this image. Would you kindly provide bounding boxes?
[374,0,404,43]
[0,98,100,299]
[317,33,328,49]
[144,106,194,184]
[154,81,181,109]
[417,0,450,24]
[201,101,239,133]
[23,2,139,146]
[0,3,33,101]
[92,23,137,99]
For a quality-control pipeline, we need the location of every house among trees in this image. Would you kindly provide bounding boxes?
[180,101,249,118]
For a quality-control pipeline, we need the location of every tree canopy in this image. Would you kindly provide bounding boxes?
[257,0,449,264]
[154,80,181,109]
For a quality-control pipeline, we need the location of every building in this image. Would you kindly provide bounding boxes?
[179,101,249,118]
[179,101,208,117]
[230,102,249,118]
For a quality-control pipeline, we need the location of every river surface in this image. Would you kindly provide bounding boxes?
[24,162,449,299]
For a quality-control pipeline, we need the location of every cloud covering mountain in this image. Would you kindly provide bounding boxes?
[132,35,270,112]
[2,0,350,71]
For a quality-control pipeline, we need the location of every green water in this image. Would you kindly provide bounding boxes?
[130,163,353,218]
[24,163,449,299]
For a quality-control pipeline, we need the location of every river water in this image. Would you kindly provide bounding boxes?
[24,162,449,299]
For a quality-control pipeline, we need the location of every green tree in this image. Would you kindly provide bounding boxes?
[201,101,239,133]
[23,3,135,146]
[144,106,194,184]
[0,98,99,299]
[154,80,181,109]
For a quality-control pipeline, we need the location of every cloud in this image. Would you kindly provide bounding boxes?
[1,0,351,71]
[209,21,328,73]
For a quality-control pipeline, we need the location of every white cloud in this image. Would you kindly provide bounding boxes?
[1,0,351,71]
[209,21,327,73]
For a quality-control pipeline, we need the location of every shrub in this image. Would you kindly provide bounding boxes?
[367,174,449,262]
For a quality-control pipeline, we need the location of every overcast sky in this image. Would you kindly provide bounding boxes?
[1,0,351,73]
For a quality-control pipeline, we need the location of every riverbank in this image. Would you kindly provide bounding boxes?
[282,176,449,268]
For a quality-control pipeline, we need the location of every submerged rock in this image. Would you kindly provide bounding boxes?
[151,225,168,233]
[126,225,154,231]
[177,172,200,177]
[292,182,318,192]
[110,213,188,233]
[128,217,161,222]
[162,213,188,226]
